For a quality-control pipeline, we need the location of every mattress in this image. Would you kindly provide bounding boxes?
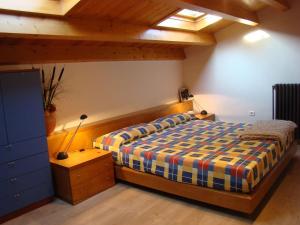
[94,115,293,193]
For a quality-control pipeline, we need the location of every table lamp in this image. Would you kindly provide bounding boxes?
[56,114,88,160]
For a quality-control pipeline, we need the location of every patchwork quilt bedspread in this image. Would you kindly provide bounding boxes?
[94,114,294,193]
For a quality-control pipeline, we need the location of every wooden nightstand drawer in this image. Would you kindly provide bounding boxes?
[50,149,115,205]
[70,156,113,186]
[72,173,114,204]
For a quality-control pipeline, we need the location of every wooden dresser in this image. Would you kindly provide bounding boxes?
[0,70,53,223]
[50,149,115,205]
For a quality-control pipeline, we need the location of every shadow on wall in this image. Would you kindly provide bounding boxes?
[183,45,216,93]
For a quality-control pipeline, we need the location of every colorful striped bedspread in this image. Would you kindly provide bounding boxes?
[94,114,294,193]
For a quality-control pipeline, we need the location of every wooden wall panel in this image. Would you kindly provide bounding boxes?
[47,101,193,157]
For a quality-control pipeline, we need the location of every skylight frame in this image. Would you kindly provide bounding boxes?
[0,0,80,16]
[156,9,223,32]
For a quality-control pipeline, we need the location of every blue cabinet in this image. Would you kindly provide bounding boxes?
[0,137,48,164]
[1,71,46,143]
[0,70,53,220]
[0,153,50,181]
[0,91,7,146]
[0,167,52,198]
[0,183,53,216]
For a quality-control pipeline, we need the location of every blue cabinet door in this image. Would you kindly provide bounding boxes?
[0,71,46,143]
[0,136,48,164]
[0,182,54,217]
[0,166,52,199]
[0,89,7,146]
[0,152,49,181]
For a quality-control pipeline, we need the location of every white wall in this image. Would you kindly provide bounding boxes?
[0,60,182,130]
[183,0,300,123]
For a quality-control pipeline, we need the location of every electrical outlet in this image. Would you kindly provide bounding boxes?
[249,111,255,117]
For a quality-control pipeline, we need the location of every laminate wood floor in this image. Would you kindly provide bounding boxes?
[4,149,300,225]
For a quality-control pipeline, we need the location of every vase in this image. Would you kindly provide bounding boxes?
[45,110,56,136]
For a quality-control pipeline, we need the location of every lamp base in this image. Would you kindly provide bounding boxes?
[56,152,69,160]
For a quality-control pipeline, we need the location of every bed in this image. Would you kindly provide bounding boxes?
[93,112,297,214]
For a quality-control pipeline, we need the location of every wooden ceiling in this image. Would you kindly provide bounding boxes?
[0,0,290,64]
[66,0,180,26]
[230,0,266,11]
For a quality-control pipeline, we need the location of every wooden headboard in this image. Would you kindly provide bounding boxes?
[47,100,193,157]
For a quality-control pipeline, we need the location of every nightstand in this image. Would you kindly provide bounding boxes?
[194,113,215,121]
[50,149,115,205]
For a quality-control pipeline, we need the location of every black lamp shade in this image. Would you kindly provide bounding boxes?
[80,114,88,120]
[56,152,68,160]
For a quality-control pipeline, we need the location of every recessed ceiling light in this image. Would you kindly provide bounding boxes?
[244,30,270,43]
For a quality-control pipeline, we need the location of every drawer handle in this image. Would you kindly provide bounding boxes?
[4,144,12,150]
[10,178,17,183]
[14,193,21,199]
[7,162,16,168]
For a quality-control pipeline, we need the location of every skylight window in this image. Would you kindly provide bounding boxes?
[157,9,223,32]
[177,9,204,19]
[203,15,222,24]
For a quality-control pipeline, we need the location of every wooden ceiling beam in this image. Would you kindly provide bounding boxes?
[160,0,259,26]
[0,14,215,46]
[0,43,186,65]
[62,0,83,14]
[259,0,289,11]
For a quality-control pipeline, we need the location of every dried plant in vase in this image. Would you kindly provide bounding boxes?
[41,66,64,136]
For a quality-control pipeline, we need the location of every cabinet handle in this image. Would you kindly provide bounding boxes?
[7,162,16,168]
[14,193,21,199]
[5,144,12,150]
[10,178,17,183]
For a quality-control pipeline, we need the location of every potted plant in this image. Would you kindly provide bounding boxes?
[41,66,64,136]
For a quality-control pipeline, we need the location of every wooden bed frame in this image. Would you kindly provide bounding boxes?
[48,100,298,214]
[115,143,297,214]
